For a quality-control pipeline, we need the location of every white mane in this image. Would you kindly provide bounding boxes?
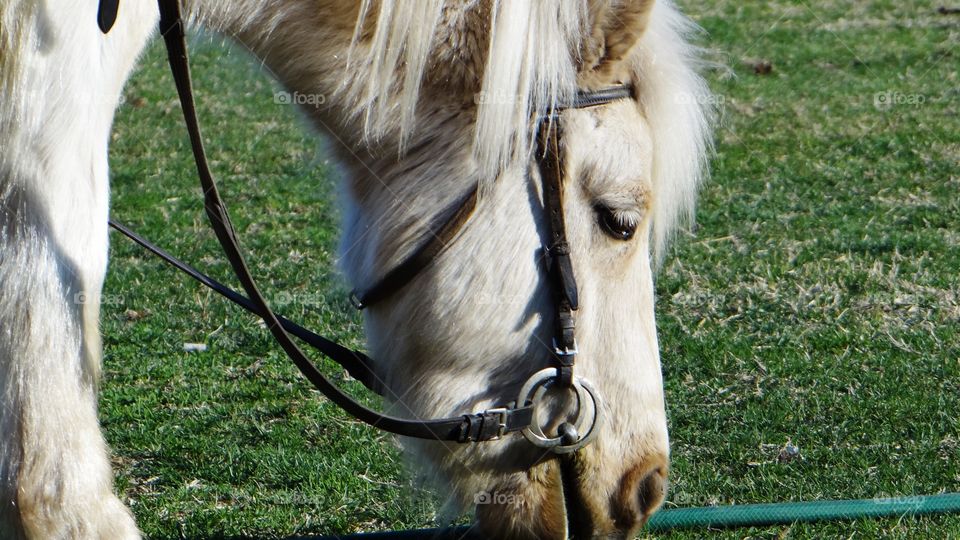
[632,2,714,261]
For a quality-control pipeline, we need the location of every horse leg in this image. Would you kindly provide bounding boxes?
[0,2,155,538]
[0,193,141,540]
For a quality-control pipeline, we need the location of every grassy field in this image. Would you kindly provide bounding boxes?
[103,2,959,538]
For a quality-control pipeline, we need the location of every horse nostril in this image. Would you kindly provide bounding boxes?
[615,460,668,530]
[636,466,667,517]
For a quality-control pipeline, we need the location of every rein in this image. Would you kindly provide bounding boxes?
[105,0,632,452]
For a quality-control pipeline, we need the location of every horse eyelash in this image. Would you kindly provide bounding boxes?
[610,208,641,228]
[594,202,643,228]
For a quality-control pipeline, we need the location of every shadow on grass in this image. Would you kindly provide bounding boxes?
[192,525,481,540]
[290,526,480,539]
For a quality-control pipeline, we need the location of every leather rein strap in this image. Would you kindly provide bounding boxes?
[107,0,631,444]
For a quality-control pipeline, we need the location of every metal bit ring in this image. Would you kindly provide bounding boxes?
[516,368,602,454]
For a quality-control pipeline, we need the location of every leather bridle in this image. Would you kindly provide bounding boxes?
[102,0,633,454]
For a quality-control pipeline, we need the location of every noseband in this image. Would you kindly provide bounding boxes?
[107,1,632,454]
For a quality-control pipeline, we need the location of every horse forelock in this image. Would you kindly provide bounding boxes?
[349,0,586,180]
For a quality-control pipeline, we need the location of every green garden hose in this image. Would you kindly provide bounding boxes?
[310,492,960,538]
[646,492,960,530]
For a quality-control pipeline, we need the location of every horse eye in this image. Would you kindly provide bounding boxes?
[596,205,638,241]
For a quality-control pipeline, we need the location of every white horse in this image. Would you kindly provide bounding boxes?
[0,1,711,538]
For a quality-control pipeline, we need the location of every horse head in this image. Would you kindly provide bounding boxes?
[227,1,712,537]
[209,1,713,537]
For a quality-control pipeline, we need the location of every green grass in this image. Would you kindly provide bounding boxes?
[103,2,959,538]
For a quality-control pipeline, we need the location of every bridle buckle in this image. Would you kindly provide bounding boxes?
[552,338,577,386]
[485,407,510,440]
[348,290,366,310]
[459,405,516,442]
[552,337,578,358]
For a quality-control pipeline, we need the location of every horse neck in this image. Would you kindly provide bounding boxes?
[187,0,483,286]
